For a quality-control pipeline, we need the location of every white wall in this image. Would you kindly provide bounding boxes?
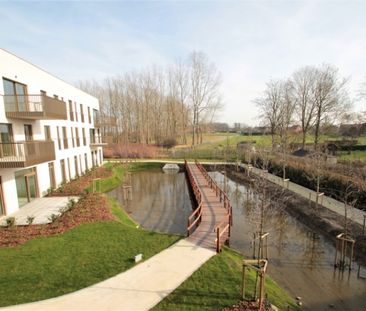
[0,49,103,216]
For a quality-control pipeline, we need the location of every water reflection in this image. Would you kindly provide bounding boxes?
[108,170,192,235]
[210,171,366,311]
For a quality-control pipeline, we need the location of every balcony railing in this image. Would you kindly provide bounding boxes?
[90,136,107,148]
[3,94,67,120]
[0,140,56,168]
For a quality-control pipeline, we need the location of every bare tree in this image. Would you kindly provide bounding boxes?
[292,66,317,149]
[188,51,222,146]
[312,65,349,149]
[255,79,283,151]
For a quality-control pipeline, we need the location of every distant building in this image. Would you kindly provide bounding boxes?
[0,49,104,216]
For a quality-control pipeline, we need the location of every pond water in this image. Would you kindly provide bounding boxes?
[210,171,366,311]
[108,169,192,235]
[109,169,366,311]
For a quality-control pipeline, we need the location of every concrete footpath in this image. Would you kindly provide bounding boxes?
[1,239,215,311]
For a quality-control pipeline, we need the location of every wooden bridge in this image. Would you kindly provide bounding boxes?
[185,160,232,252]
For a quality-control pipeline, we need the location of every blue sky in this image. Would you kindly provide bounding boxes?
[1,0,365,125]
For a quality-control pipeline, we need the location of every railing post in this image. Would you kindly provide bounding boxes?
[216,227,220,253]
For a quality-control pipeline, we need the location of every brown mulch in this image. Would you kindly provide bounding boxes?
[51,167,113,196]
[224,300,273,311]
[0,193,115,247]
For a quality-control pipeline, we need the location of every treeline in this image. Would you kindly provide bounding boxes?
[255,64,360,151]
[77,51,222,146]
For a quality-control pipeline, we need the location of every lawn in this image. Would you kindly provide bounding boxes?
[153,247,300,311]
[0,162,179,307]
[338,150,366,161]
[0,206,179,307]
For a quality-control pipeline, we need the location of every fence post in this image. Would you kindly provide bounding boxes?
[216,227,220,253]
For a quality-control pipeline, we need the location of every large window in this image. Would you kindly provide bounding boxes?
[0,123,14,157]
[80,104,84,122]
[44,126,51,141]
[2,78,27,112]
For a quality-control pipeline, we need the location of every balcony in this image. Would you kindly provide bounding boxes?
[90,137,107,148]
[3,95,67,120]
[0,141,56,168]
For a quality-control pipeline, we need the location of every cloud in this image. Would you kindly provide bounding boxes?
[0,1,365,124]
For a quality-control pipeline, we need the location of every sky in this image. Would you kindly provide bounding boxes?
[0,0,365,125]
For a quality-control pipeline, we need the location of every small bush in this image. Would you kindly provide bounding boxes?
[26,216,35,225]
[48,214,60,223]
[5,217,16,227]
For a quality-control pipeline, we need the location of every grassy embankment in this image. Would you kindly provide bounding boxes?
[153,247,300,311]
[0,162,179,307]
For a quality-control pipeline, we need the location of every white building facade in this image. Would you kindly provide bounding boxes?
[0,49,104,216]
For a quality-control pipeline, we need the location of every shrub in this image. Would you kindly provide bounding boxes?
[48,214,60,223]
[26,216,35,225]
[5,217,16,227]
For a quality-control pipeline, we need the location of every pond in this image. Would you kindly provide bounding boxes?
[108,168,366,311]
[108,169,192,235]
[210,171,366,311]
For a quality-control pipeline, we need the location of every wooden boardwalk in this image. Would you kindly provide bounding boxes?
[185,161,232,252]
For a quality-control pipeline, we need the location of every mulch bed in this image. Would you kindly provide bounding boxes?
[0,193,115,247]
[51,166,113,196]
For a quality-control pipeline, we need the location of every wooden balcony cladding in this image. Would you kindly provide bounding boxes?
[0,141,56,168]
[3,95,67,120]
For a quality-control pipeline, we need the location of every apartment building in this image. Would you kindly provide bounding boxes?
[0,49,104,216]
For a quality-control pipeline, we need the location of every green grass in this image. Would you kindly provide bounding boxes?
[108,196,138,228]
[88,162,163,193]
[338,150,366,161]
[0,219,179,307]
[153,247,300,311]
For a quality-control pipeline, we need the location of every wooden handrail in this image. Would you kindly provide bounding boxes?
[185,160,204,236]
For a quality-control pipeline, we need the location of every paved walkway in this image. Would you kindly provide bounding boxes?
[0,197,78,226]
[240,163,366,226]
[0,239,215,311]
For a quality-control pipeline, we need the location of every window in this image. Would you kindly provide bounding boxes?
[60,159,66,183]
[84,153,88,171]
[80,104,84,122]
[0,124,14,157]
[44,125,51,140]
[99,149,102,165]
[56,127,61,150]
[48,162,56,189]
[62,127,68,149]
[3,78,27,112]
[93,109,100,126]
[74,102,78,122]
[88,107,91,123]
[67,158,72,180]
[75,127,80,147]
[79,155,82,174]
[68,100,74,121]
[74,156,79,177]
[24,124,33,141]
[71,128,75,148]
[90,128,95,144]
[82,128,86,146]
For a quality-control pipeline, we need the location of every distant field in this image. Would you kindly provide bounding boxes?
[338,150,366,161]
